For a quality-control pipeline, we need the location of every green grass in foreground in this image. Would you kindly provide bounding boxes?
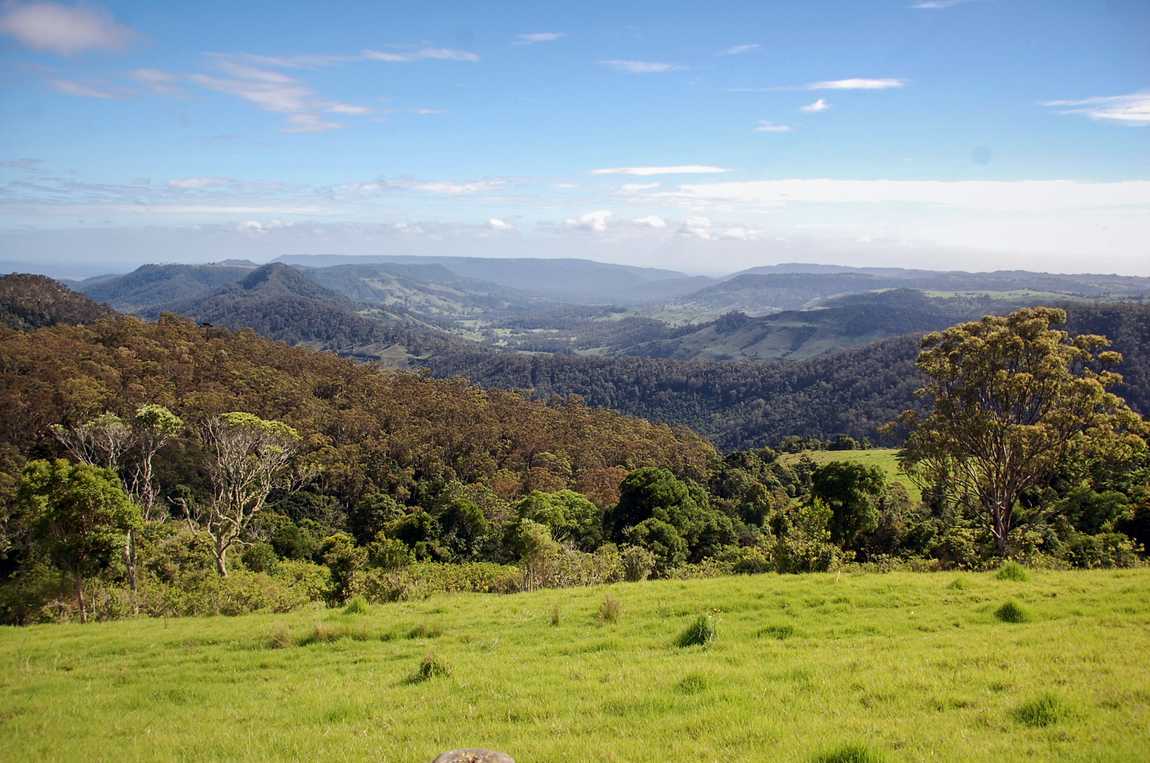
[784,449,922,502]
[2,569,1149,762]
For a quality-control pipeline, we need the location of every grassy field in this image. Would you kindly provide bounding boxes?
[782,448,922,502]
[2,569,1149,762]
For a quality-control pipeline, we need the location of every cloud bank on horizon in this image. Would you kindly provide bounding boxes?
[0,0,1148,276]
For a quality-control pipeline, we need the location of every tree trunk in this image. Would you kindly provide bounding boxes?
[992,503,1010,556]
[214,542,229,577]
[125,528,139,614]
[75,576,87,623]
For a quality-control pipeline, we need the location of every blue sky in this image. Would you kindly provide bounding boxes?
[1,0,1148,276]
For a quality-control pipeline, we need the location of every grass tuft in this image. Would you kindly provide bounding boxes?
[758,624,795,640]
[995,561,1029,582]
[550,605,561,627]
[677,614,717,648]
[994,600,1029,623]
[811,742,886,762]
[267,625,293,650]
[1013,693,1072,727]
[298,623,375,646]
[597,594,622,624]
[675,674,708,695]
[342,596,369,615]
[406,623,442,640]
[947,577,968,591]
[411,653,451,683]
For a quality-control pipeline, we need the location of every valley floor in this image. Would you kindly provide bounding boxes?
[2,569,1148,762]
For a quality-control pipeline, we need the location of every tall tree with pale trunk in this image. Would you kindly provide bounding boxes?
[900,307,1146,555]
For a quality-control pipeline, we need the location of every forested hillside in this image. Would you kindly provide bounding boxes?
[0,274,114,330]
[0,314,716,509]
[426,304,1150,450]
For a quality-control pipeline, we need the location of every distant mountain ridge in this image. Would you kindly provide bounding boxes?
[0,273,115,330]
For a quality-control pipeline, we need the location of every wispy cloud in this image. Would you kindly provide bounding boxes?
[1043,92,1150,125]
[911,0,969,8]
[809,78,905,90]
[599,60,683,74]
[592,165,728,176]
[0,1,133,54]
[719,43,760,56]
[514,32,564,45]
[801,98,830,113]
[132,68,180,94]
[753,121,793,133]
[362,47,479,63]
[50,79,116,98]
[284,114,341,133]
[488,217,515,230]
[188,58,371,133]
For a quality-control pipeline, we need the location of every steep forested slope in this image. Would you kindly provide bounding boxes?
[0,274,114,330]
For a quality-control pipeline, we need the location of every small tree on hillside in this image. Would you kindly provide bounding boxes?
[810,461,886,550]
[51,405,183,598]
[900,307,1146,555]
[180,412,302,576]
[16,459,140,621]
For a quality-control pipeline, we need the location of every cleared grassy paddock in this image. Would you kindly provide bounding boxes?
[784,448,922,502]
[2,569,1148,762]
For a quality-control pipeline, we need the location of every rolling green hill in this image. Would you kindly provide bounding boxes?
[2,568,1147,761]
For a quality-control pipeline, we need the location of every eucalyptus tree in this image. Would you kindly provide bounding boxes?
[901,307,1146,555]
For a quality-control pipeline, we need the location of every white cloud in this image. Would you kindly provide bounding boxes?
[190,69,312,113]
[809,78,905,90]
[168,177,231,190]
[50,79,115,98]
[650,178,1150,213]
[1043,92,1150,125]
[600,60,683,74]
[720,43,760,56]
[132,68,179,94]
[412,107,446,115]
[326,103,372,115]
[362,47,479,63]
[679,216,714,240]
[592,165,729,176]
[488,217,514,231]
[911,0,968,8]
[0,2,133,54]
[619,182,660,193]
[801,98,830,113]
[565,210,613,232]
[632,215,667,228]
[375,178,505,195]
[283,113,341,133]
[754,121,793,133]
[515,32,564,45]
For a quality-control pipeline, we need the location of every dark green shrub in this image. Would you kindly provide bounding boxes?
[412,653,451,682]
[241,542,280,574]
[811,743,886,763]
[598,594,622,624]
[994,600,1028,623]
[995,561,1028,581]
[677,614,717,647]
[1013,693,1071,727]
